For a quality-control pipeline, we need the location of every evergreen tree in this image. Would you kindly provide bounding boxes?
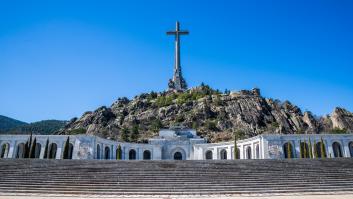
[24,133,33,158]
[287,142,292,159]
[63,137,70,159]
[116,145,122,160]
[29,137,37,158]
[43,138,49,159]
[233,133,238,159]
[320,137,326,158]
[130,125,139,142]
[121,127,130,142]
[303,140,307,158]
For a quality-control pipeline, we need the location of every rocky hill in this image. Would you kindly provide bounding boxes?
[59,85,353,143]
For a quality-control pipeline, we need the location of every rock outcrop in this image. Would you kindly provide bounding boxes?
[58,86,353,142]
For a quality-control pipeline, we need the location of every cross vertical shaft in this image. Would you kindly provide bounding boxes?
[167,21,189,91]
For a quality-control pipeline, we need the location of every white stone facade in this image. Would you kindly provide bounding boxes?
[1,128,353,160]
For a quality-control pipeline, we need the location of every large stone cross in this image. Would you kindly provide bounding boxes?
[167,21,189,91]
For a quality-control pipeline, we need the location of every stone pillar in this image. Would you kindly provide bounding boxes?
[121,146,125,160]
[343,140,351,158]
[239,145,244,159]
[295,140,301,159]
[56,142,63,159]
[39,145,46,159]
[8,140,16,158]
[138,148,143,160]
[227,146,232,160]
[326,139,333,158]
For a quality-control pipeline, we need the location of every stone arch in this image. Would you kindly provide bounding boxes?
[143,150,151,160]
[170,147,186,160]
[129,149,136,160]
[332,142,343,158]
[246,146,252,159]
[349,142,353,158]
[220,149,227,160]
[315,141,327,158]
[205,150,213,160]
[16,143,26,158]
[49,143,57,159]
[34,143,41,158]
[300,142,310,158]
[283,142,294,159]
[255,145,260,159]
[0,143,10,158]
[104,146,110,159]
[96,144,101,159]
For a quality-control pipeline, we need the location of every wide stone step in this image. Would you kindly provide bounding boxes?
[1,159,353,195]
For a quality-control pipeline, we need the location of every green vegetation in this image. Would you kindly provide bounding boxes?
[0,118,67,135]
[29,137,37,158]
[331,127,348,134]
[155,95,175,107]
[0,115,27,132]
[320,137,326,158]
[233,132,239,159]
[205,120,218,131]
[43,138,49,159]
[67,128,86,135]
[287,142,292,159]
[150,119,163,133]
[121,127,130,142]
[154,83,222,107]
[62,137,70,159]
[130,125,139,142]
[116,145,122,160]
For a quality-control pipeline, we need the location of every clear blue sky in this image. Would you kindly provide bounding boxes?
[0,0,352,122]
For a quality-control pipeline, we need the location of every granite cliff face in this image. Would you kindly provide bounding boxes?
[59,86,353,142]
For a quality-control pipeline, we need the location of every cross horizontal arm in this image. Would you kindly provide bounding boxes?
[166,31,189,35]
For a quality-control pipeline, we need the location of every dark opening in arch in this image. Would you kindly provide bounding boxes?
[174,152,182,160]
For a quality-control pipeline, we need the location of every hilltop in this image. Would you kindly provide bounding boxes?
[59,85,353,142]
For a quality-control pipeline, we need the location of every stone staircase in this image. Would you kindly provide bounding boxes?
[0,159,353,196]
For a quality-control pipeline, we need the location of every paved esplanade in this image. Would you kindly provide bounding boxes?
[167,21,188,91]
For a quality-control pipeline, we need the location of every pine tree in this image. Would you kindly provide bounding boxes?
[130,125,139,142]
[24,133,33,158]
[29,137,37,158]
[233,133,238,159]
[320,137,326,158]
[63,137,70,159]
[121,127,130,142]
[116,145,122,160]
[43,138,49,159]
[303,140,307,158]
[287,142,292,159]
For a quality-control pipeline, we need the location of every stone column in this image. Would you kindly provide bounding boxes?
[326,139,333,158]
[122,146,126,160]
[8,140,16,158]
[39,145,46,159]
[239,145,244,159]
[295,139,301,159]
[55,141,63,159]
[343,140,350,158]
[138,148,143,160]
